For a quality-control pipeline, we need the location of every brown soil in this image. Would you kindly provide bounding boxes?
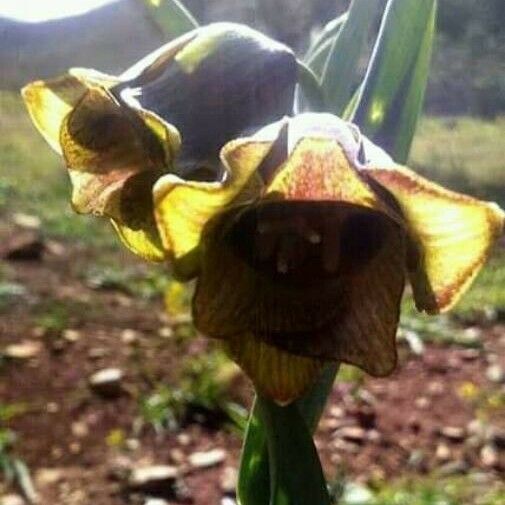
[0,230,503,505]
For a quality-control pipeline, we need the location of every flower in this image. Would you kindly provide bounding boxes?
[153,113,504,404]
[21,22,297,264]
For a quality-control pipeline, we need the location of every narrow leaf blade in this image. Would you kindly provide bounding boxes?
[237,364,338,505]
[351,0,437,163]
[320,0,381,115]
[139,0,198,39]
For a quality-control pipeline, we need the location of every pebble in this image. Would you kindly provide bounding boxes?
[176,433,191,446]
[189,448,226,469]
[221,498,237,505]
[480,444,499,468]
[128,465,178,491]
[62,329,81,342]
[71,421,89,438]
[485,364,504,383]
[2,231,44,261]
[0,495,25,505]
[12,213,41,229]
[158,327,174,339]
[3,340,42,359]
[144,499,169,505]
[121,329,140,345]
[220,466,238,495]
[438,460,469,476]
[35,467,65,486]
[89,368,123,397]
[439,426,466,442]
[335,426,367,444]
[435,443,451,462]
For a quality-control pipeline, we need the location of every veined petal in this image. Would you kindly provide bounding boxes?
[225,335,326,405]
[60,85,179,261]
[193,200,406,376]
[365,164,505,313]
[266,137,398,221]
[153,140,271,277]
[22,68,120,154]
[22,75,89,154]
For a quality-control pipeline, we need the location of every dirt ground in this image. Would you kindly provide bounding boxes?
[0,227,504,505]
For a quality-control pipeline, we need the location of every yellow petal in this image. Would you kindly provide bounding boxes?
[266,137,398,221]
[21,75,88,154]
[153,139,271,277]
[365,164,505,313]
[111,219,165,262]
[225,335,325,405]
[60,86,180,261]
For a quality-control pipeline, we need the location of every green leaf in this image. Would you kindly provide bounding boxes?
[350,0,437,163]
[139,0,198,39]
[320,0,381,116]
[256,395,331,505]
[237,364,338,505]
[296,60,325,112]
[304,13,348,78]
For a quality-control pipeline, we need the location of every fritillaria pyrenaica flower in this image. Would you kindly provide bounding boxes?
[22,22,297,274]
[151,113,504,403]
[22,23,504,405]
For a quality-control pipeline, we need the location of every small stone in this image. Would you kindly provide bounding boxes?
[88,347,108,360]
[144,499,169,505]
[128,465,178,492]
[89,368,123,397]
[0,494,25,505]
[486,364,504,383]
[220,466,238,495]
[407,450,426,471]
[169,448,185,464]
[438,460,469,476]
[121,329,140,345]
[480,444,499,468]
[35,467,65,486]
[459,349,480,361]
[176,433,191,446]
[62,329,81,342]
[126,438,140,451]
[320,417,351,431]
[12,213,41,229]
[439,426,466,442]
[415,396,430,409]
[158,327,174,339]
[221,498,237,505]
[46,402,59,413]
[2,231,44,260]
[336,426,367,444]
[460,327,482,344]
[329,406,345,418]
[435,443,451,462]
[467,419,486,438]
[427,381,445,396]
[71,421,89,438]
[3,340,42,360]
[189,448,226,469]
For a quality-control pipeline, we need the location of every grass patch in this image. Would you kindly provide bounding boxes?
[336,475,504,505]
[0,91,116,248]
[410,116,505,207]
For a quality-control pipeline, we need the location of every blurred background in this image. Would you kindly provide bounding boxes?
[0,1,504,504]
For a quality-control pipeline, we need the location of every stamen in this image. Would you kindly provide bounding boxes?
[277,256,289,273]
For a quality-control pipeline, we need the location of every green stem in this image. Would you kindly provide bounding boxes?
[238,364,339,505]
[256,395,331,505]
